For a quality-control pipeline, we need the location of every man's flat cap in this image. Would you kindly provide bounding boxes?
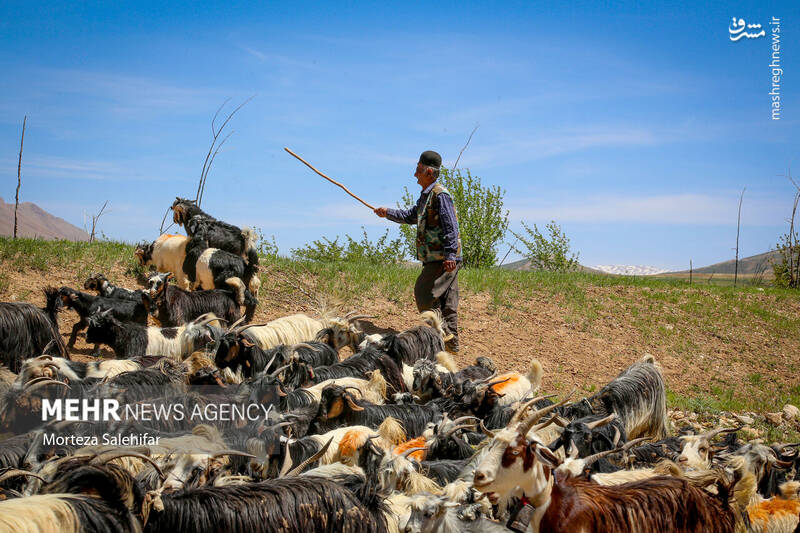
[418,150,442,169]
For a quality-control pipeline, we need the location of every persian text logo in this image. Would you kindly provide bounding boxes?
[729,17,765,41]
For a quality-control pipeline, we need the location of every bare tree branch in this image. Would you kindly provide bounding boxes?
[195,96,254,206]
[89,201,109,243]
[734,187,745,288]
[452,124,479,171]
[14,116,27,239]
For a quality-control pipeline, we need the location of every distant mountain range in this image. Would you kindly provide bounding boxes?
[593,265,669,275]
[671,250,779,275]
[503,251,780,276]
[0,197,88,241]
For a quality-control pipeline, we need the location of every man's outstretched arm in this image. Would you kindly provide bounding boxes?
[375,204,417,224]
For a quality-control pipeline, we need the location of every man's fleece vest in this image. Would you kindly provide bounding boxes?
[416,183,462,263]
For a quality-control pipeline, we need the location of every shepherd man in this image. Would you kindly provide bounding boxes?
[374,150,463,354]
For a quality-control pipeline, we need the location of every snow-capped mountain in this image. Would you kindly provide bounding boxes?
[592,265,668,276]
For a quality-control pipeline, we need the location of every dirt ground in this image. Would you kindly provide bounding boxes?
[4,262,799,413]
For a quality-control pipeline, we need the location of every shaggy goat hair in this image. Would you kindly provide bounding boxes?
[548,413,629,471]
[145,271,241,327]
[146,476,386,533]
[586,354,669,440]
[83,272,145,302]
[58,286,148,349]
[377,320,445,366]
[0,288,66,373]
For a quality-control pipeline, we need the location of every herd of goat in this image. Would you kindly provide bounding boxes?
[0,199,798,532]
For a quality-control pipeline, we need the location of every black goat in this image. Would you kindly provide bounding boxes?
[315,385,442,437]
[412,359,492,401]
[376,312,446,365]
[58,286,148,350]
[0,287,66,372]
[284,348,406,395]
[145,271,241,326]
[548,413,629,472]
[171,198,259,286]
[83,272,145,302]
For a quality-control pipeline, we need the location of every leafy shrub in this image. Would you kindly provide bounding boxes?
[291,227,405,264]
[398,168,508,268]
[510,220,579,272]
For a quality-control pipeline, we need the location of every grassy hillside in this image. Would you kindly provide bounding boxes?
[2,237,799,440]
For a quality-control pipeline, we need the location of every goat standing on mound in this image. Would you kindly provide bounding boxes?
[145,271,242,326]
[171,197,261,297]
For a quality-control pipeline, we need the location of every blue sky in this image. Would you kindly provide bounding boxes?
[0,1,797,270]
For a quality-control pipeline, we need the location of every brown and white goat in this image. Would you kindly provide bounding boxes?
[135,234,191,290]
[472,396,746,532]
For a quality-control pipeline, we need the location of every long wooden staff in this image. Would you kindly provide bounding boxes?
[284,147,375,210]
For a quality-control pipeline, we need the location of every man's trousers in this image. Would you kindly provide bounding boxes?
[413,261,460,352]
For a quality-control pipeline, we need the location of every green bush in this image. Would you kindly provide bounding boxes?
[291,227,405,264]
[510,220,579,272]
[398,168,508,268]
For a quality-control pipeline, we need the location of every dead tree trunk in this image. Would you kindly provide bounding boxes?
[734,187,745,288]
[14,116,27,239]
[89,201,109,243]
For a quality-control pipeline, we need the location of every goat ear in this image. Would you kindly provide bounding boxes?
[165,272,174,281]
[241,338,255,348]
[532,443,561,468]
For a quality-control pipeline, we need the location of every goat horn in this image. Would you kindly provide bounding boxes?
[91,451,164,480]
[34,354,54,361]
[292,343,315,351]
[474,371,498,385]
[532,415,559,433]
[585,413,617,430]
[518,389,575,436]
[509,393,558,426]
[581,437,650,467]
[285,437,334,477]
[226,316,247,333]
[269,364,291,378]
[345,314,376,322]
[399,446,427,459]
[24,379,70,394]
[270,421,294,430]
[41,340,57,354]
[443,424,476,439]
[479,420,496,438]
[263,351,279,375]
[0,469,46,484]
[195,313,222,326]
[278,441,294,477]
[775,459,795,469]
[233,322,270,335]
[486,377,512,389]
[450,415,481,426]
[702,426,741,441]
[210,450,257,460]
